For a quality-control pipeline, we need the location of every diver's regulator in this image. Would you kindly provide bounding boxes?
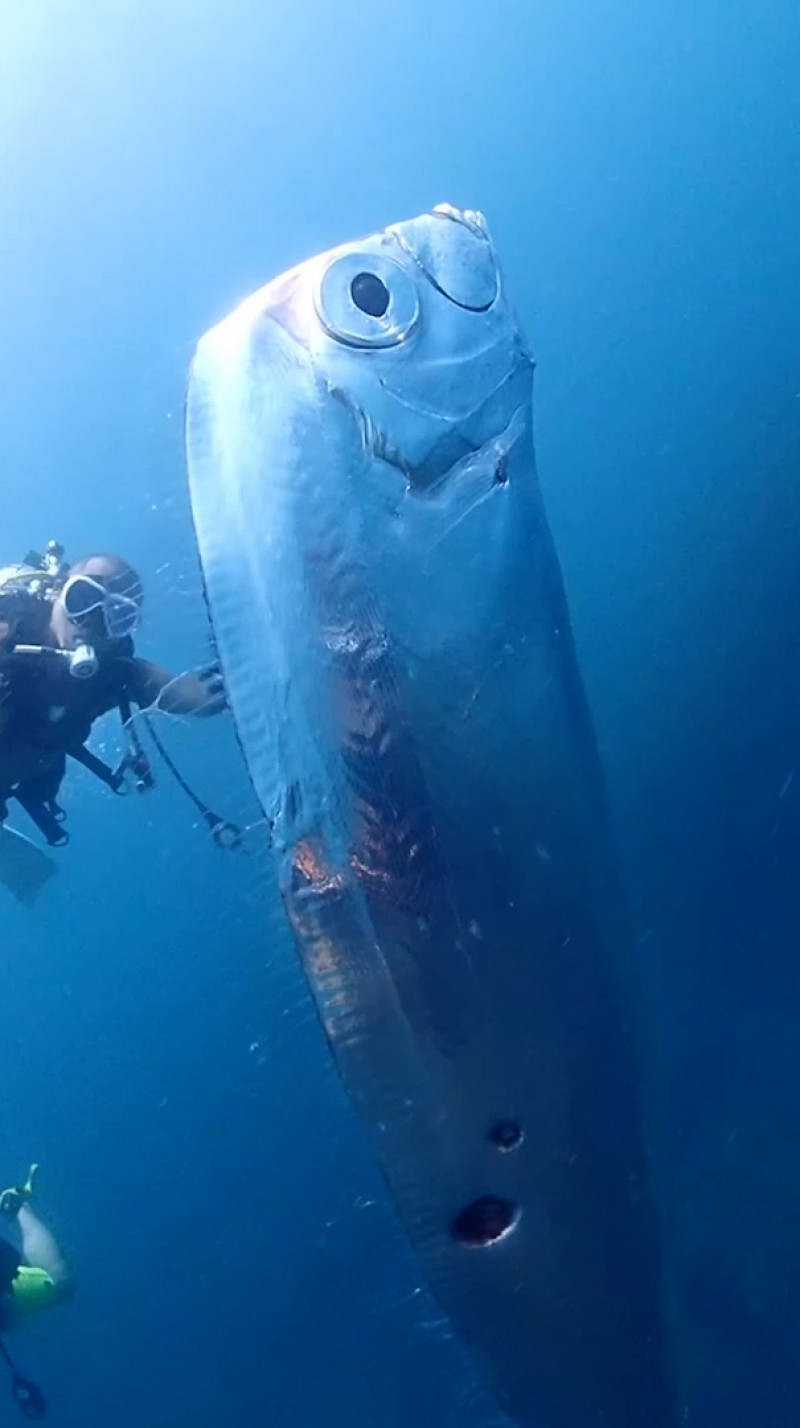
[12,643,99,679]
[62,643,98,679]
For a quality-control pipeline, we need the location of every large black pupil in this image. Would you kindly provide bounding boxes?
[350,271,390,318]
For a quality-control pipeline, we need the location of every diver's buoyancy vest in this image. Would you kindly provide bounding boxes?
[0,581,133,842]
[0,583,134,739]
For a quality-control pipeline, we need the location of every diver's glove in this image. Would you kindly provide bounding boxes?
[0,1163,39,1218]
[196,659,228,715]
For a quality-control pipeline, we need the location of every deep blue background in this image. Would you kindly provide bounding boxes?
[0,2,799,1423]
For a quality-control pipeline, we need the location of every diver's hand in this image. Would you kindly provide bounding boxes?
[144,659,228,717]
[0,1164,38,1218]
[0,1187,22,1218]
[195,660,228,716]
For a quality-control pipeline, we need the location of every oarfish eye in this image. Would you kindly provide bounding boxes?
[350,271,389,318]
[314,252,419,349]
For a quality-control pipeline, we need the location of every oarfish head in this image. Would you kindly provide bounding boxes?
[259,202,533,489]
[186,205,536,836]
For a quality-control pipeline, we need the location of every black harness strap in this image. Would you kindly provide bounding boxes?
[67,743,125,794]
[12,790,68,847]
[3,675,245,853]
[6,739,124,848]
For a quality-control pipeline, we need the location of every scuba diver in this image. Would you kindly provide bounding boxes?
[0,543,230,855]
[0,1165,74,1420]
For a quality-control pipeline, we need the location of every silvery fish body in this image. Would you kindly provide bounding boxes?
[185,204,680,1428]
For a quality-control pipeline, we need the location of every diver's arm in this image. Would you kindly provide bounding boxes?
[17,1205,73,1295]
[129,656,227,717]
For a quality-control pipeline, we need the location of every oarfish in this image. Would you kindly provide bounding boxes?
[184,204,681,1428]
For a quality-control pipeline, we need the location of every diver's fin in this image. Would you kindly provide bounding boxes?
[0,825,57,907]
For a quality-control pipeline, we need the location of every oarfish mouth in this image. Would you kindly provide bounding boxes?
[431,203,490,239]
[391,205,500,312]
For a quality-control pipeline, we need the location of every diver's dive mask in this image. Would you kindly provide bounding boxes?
[61,573,141,640]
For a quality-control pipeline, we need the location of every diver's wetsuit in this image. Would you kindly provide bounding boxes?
[0,589,137,839]
[0,1235,21,1332]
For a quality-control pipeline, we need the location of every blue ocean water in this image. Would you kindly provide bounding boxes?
[0,2,798,1424]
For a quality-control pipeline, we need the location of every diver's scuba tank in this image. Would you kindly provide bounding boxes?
[23,540,66,582]
[0,541,68,601]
